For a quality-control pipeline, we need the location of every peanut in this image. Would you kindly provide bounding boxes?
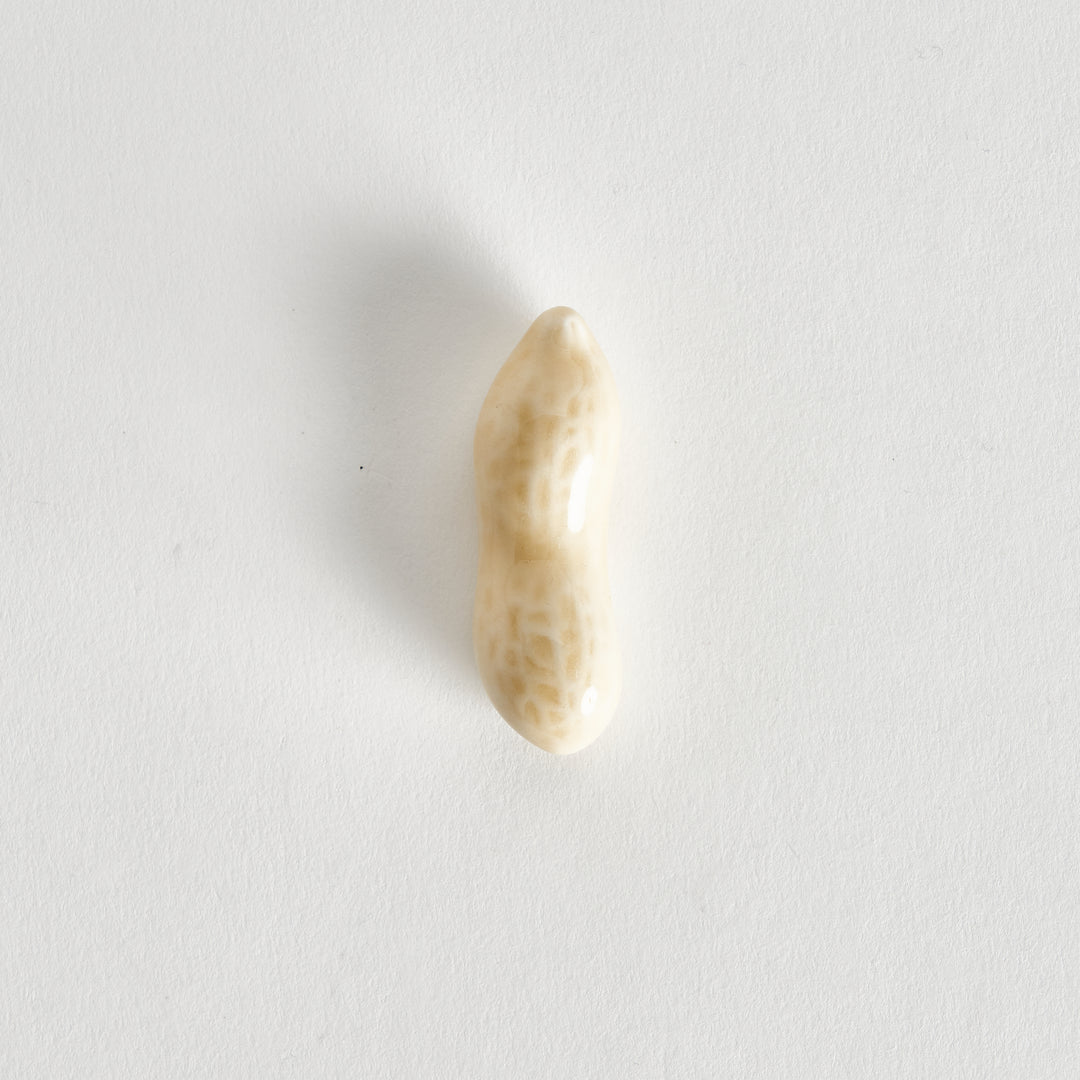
[473,308,621,753]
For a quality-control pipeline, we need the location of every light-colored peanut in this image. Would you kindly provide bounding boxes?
[473,307,621,754]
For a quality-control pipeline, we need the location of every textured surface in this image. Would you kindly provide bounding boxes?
[3,2,1080,1077]
[474,308,620,753]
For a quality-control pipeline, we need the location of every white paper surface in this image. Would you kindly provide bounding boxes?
[2,2,1078,1076]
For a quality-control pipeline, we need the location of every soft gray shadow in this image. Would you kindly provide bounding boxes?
[303,228,529,675]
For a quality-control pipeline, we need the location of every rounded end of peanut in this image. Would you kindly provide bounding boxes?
[502,678,620,755]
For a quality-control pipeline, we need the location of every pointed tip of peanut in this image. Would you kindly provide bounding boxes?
[532,306,595,353]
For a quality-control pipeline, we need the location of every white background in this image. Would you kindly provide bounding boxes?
[3,2,1078,1076]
